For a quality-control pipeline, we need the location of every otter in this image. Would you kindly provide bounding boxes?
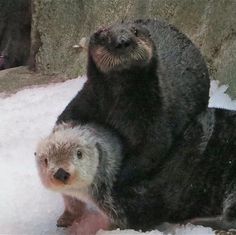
[35,122,124,235]
[36,109,236,234]
[152,108,236,233]
[56,19,210,184]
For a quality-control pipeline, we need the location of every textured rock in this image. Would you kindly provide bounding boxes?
[31,0,236,97]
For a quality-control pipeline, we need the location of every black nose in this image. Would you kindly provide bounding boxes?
[115,35,131,49]
[53,168,70,183]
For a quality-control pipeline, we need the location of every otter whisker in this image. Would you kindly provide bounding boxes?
[100,54,111,70]
[107,56,114,67]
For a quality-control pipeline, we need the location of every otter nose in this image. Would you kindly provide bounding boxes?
[53,168,70,183]
[115,35,131,49]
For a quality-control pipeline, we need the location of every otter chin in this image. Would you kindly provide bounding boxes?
[35,123,124,234]
[89,22,154,73]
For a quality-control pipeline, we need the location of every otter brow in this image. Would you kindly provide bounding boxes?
[47,142,76,158]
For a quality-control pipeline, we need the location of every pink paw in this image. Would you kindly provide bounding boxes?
[69,211,110,235]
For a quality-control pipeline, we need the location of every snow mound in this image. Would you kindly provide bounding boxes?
[0,77,234,235]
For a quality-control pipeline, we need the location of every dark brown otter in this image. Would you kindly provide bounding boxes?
[57,19,210,186]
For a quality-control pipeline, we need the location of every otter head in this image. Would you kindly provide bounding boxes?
[89,21,155,73]
[35,124,100,196]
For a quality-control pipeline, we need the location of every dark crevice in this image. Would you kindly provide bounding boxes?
[0,0,31,70]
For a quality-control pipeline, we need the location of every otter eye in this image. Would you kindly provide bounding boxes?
[77,150,83,159]
[34,152,37,156]
[132,27,138,36]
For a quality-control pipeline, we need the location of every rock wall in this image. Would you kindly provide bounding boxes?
[32,0,236,97]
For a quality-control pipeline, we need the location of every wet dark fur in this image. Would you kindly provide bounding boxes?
[54,20,236,232]
[55,108,236,232]
[110,108,236,231]
[57,19,210,186]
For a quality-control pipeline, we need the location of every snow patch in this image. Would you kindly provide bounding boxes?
[97,224,214,235]
[209,80,236,110]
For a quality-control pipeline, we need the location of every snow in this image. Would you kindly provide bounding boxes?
[209,80,236,110]
[0,77,235,235]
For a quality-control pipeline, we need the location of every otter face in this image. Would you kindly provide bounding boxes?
[89,22,154,73]
[35,125,100,195]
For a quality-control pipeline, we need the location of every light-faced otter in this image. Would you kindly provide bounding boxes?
[35,123,124,235]
[56,19,210,184]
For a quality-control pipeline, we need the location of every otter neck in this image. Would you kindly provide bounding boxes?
[87,54,159,83]
[87,54,163,150]
[87,55,162,104]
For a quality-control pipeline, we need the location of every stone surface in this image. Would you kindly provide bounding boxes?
[29,0,236,97]
[0,66,68,96]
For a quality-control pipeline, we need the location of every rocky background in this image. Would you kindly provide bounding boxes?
[0,0,236,97]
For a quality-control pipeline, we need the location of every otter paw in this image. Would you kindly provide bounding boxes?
[69,211,110,235]
[57,211,75,227]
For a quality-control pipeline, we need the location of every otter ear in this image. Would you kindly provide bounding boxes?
[133,20,151,37]
[96,143,102,159]
[95,142,106,162]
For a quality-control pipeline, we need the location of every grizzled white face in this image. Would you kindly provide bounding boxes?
[35,124,100,196]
